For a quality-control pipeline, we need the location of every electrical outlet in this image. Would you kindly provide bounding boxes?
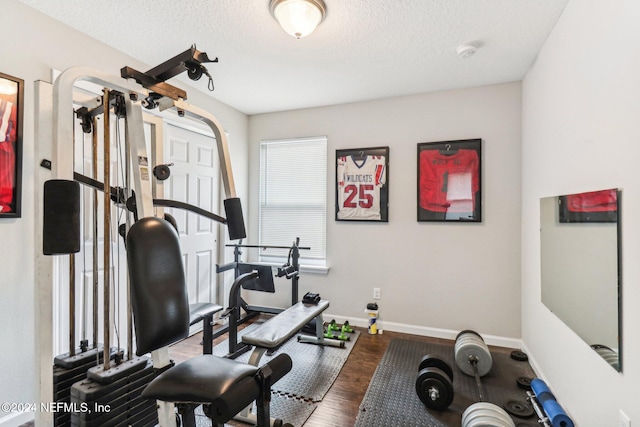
[620,410,631,427]
[373,287,381,300]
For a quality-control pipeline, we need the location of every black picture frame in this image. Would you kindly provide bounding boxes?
[559,188,619,223]
[335,146,389,222]
[417,138,482,222]
[0,72,24,218]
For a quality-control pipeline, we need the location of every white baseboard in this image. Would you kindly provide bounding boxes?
[0,411,34,427]
[519,341,542,378]
[323,313,523,349]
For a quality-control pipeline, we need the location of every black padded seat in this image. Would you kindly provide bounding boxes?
[242,300,329,349]
[189,303,223,354]
[143,355,257,403]
[189,303,223,326]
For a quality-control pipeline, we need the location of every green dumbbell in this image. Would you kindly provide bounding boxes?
[341,321,354,333]
[327,319,340,332]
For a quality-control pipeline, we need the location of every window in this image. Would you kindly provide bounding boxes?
[259,136,327,269]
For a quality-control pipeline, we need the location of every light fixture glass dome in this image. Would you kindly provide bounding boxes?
[270,0,326,39]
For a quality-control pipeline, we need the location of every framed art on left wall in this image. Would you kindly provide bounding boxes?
[0,72,24,218]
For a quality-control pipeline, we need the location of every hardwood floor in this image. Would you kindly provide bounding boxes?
[169,323,458,427]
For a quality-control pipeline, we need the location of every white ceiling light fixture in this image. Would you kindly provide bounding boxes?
[270,0,327,39]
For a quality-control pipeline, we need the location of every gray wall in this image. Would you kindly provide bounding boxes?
[0,2,249,425]
[248,82,523,341]
[522,0,640,424]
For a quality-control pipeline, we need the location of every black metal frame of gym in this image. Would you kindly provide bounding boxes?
[215,238,311,357]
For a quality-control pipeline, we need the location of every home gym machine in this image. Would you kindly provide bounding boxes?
[39,45,293,427]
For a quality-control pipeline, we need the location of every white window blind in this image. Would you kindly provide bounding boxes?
[259,136,327,265]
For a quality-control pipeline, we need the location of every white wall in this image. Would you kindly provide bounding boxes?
[522,0,640,424]
[248,82,523,340]
[0,2,249,425]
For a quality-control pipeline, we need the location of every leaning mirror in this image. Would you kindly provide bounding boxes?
[540,189,621,371]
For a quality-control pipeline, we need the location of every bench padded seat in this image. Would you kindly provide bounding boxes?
[189,303,223,326]
[242,300,329,349]
[143,355,257,403]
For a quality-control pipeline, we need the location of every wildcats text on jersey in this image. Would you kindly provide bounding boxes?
[337,155,386,220]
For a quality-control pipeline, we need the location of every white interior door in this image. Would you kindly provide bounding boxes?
[164,123,220,308]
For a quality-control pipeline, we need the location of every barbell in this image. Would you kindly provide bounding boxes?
[414,330,520,427]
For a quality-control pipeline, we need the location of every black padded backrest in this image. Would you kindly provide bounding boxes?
[237,263,275,293]
[127,216,189,355]
[43,179,81,255]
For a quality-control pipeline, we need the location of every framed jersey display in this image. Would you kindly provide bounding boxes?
[559,188,618,223]
[336,146,389,222]
[417,138,481,222]
[0,72,23,218]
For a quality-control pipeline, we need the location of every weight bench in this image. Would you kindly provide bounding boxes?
[128,217,293,427]
[224,270,344,361]
[242,299,344,365]
[224,274,343,426]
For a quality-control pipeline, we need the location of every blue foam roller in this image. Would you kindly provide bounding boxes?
[531,378,555,400]
[542,399,575,427]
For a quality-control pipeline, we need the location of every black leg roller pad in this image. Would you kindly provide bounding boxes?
[224,197,246,240]
[142,353,293,427]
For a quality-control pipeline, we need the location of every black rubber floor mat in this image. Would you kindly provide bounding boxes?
[212,323,360,402]
[194,393,316,427]
[355,338,536,426]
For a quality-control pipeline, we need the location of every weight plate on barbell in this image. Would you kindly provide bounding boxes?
[516,376,533,391]
[464,409,513,427]
[462,402,515,427]
[456,329,484,341]
[503,400,534,418]
[415,367,454,411]
[418,354,453,380]
[455,334,493,377]
[466,414,515,427]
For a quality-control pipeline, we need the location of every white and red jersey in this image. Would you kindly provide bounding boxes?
[337,155,386,220]
[419,149,479,213]
[0,97,17,213]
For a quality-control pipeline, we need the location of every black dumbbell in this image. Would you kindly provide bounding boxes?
[415,355,454,411]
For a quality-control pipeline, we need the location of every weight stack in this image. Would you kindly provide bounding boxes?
[53,346,115,427]
[70,357,158,427]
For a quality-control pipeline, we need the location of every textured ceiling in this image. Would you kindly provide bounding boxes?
[19,0,569,115]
